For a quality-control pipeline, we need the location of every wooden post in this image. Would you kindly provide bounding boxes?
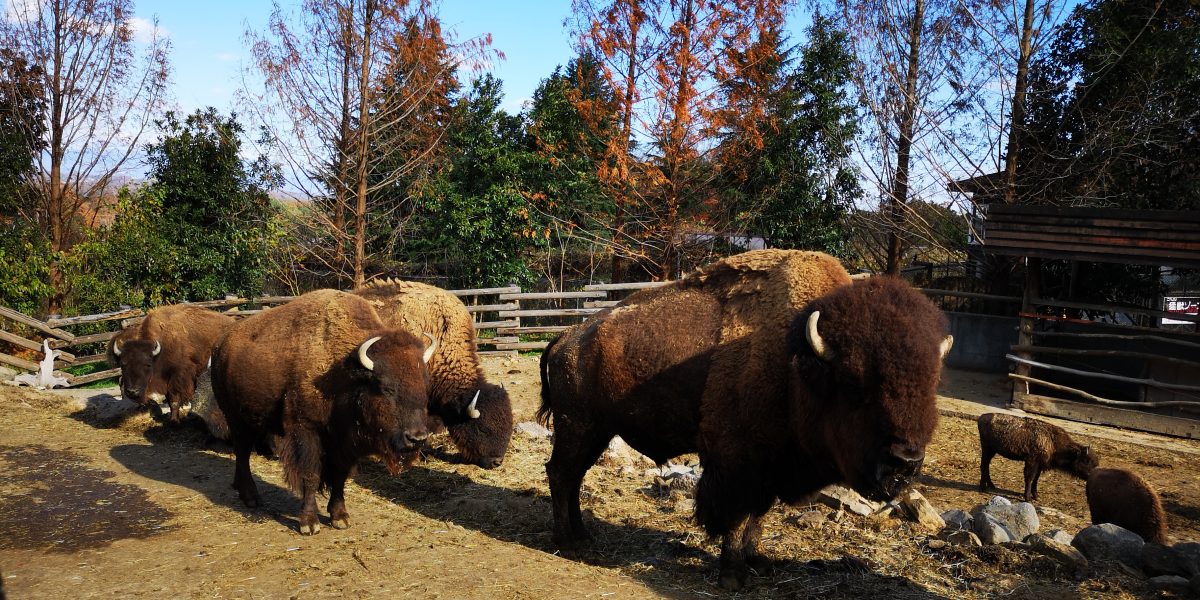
[1014,256,1041,401]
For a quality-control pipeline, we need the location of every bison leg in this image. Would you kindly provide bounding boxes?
[718,513,768,591]
[289,429,323,535]
[545,423,611,549]
[979,446,997,491]
[324,461,352,530]
[231,433,261,508]
[1025,462,1041,501]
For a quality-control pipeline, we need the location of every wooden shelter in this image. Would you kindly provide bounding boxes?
[980,203,1200,438]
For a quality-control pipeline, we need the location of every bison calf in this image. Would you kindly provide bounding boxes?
[212,289,436,535]
[1086,467,1168,544]
[977,412,1097,501]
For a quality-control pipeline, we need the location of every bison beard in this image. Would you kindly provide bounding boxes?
[538,251,950,591]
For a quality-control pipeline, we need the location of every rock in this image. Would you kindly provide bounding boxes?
[973,513,1013,545]
[1025,534,1089,572]
[927,539,948,550]
[514,421,551,439]
[941,509,973,531]
[828,509,845,523]
[1174,542,1200,577]
[1045,529,1074,547]
[1072,523,1145,566]
[941,530,983,547]
[1141,543,1193,578]
[1190,573,1200,596]
[647,463,700,493]
[1036,505,1069,519]
[898,489,944,531]
[817,485,883,517]
[786,510,827,530]
[971,501,1040,542]
[1148,575,1190,595]
[601,436,655,467]
[674,498,696,514]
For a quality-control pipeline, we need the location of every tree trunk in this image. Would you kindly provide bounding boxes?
[334,1,355,285]
[610,0,640,284]
[886,0,924,276]
[352,0,375,288]
[47,0,67,314]
[660,0,693,281]
[1003,0,1036,205]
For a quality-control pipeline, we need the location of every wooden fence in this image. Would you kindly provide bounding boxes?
[0,282,670,388]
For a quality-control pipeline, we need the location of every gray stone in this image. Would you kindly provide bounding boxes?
[985,495,1012,508]
[647,462,701,493]
[817,485,883,517]
[1141,543,1193,578]
[941,509,973,531]
[1148,575,1190,595]
[973,513,1013,545]
[674,498,696,514]
[1174,542,1200,578]
[602,436,655,467]
[898,489,944,531]
[1072,523,1145,565]
[973,501,1040,542]
[941,529,983,547]
[1025,534,1089,572]
[1045,529,1074,547]
[786,510,827,530]
[515,421,552,439]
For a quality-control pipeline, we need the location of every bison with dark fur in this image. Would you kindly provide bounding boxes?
[107,304,235,435]
[354,279,513,468]
[977,412,1097,501]
[538,250,953,590]
[1086,467,1168,544]
[212,289,436,535]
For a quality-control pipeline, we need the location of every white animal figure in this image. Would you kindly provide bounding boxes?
[13,339,70,389]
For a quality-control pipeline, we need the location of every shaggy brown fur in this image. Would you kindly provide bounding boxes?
[353,279,513,468]
[1086,467,1168,544]
[211,289,434,535]
[977,413,1097,501]
[538,250,951,591]
[107,305,234,434]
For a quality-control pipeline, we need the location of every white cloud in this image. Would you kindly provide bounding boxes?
[129,16,167,44]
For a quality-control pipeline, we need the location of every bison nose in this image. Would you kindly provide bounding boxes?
[481,456,503,469]
[890,443,925,474]
[404,430,429,446]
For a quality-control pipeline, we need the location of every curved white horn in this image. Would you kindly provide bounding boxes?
[358,336,382,371]
[805,311,834,361]
[152,340,161,356]
[466,389,481,419]
[939,335,954,360]
[112,340,123,356]
[421,333,438,364]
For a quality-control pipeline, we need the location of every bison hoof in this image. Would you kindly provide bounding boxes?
[718,569,749,592]
[299,522,321,535]
[331,518,349,530]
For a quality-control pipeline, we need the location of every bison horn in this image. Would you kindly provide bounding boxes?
[938,335,954,360]
[466,389,481,419]
[358,336,382,371]
[112,340,123,356]
[421,333,438,364]
[152,340,161,356]
[805,311,834,361]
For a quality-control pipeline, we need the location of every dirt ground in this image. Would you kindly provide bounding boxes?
[2,357,1199,599]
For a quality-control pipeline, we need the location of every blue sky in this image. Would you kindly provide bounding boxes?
[139,1,810,117]
[146,1,586,116]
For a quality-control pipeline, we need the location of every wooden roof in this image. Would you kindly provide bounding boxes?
[981,204,1200,268]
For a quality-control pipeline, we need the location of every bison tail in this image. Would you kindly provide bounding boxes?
[535,334,561,427]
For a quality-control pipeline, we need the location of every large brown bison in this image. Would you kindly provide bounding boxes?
[107,304,235,433]
[538,250,953,590]
[211,289,437,535]
[354,279,514,468]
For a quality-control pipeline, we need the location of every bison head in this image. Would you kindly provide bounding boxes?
[348,332,437,471]
[109,337,163,408]
[444,382,514,469]
[787,276,951,503]
[1057,443,1099,479]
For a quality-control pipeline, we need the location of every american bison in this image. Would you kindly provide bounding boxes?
[211,289,436,535]
[977,412,1097,501]
[538,250,953,590]
[107,304,235,435]
[354,279,513,468]
[1086,467,1168,544]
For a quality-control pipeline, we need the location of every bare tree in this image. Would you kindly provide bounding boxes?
[244,0,492,287]
[0,0,170,311]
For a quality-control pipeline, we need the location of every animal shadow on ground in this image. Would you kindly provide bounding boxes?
[919,473,1008,497]
[355,463,952,599]
[66,391,146,428]
[108,439,305,533]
